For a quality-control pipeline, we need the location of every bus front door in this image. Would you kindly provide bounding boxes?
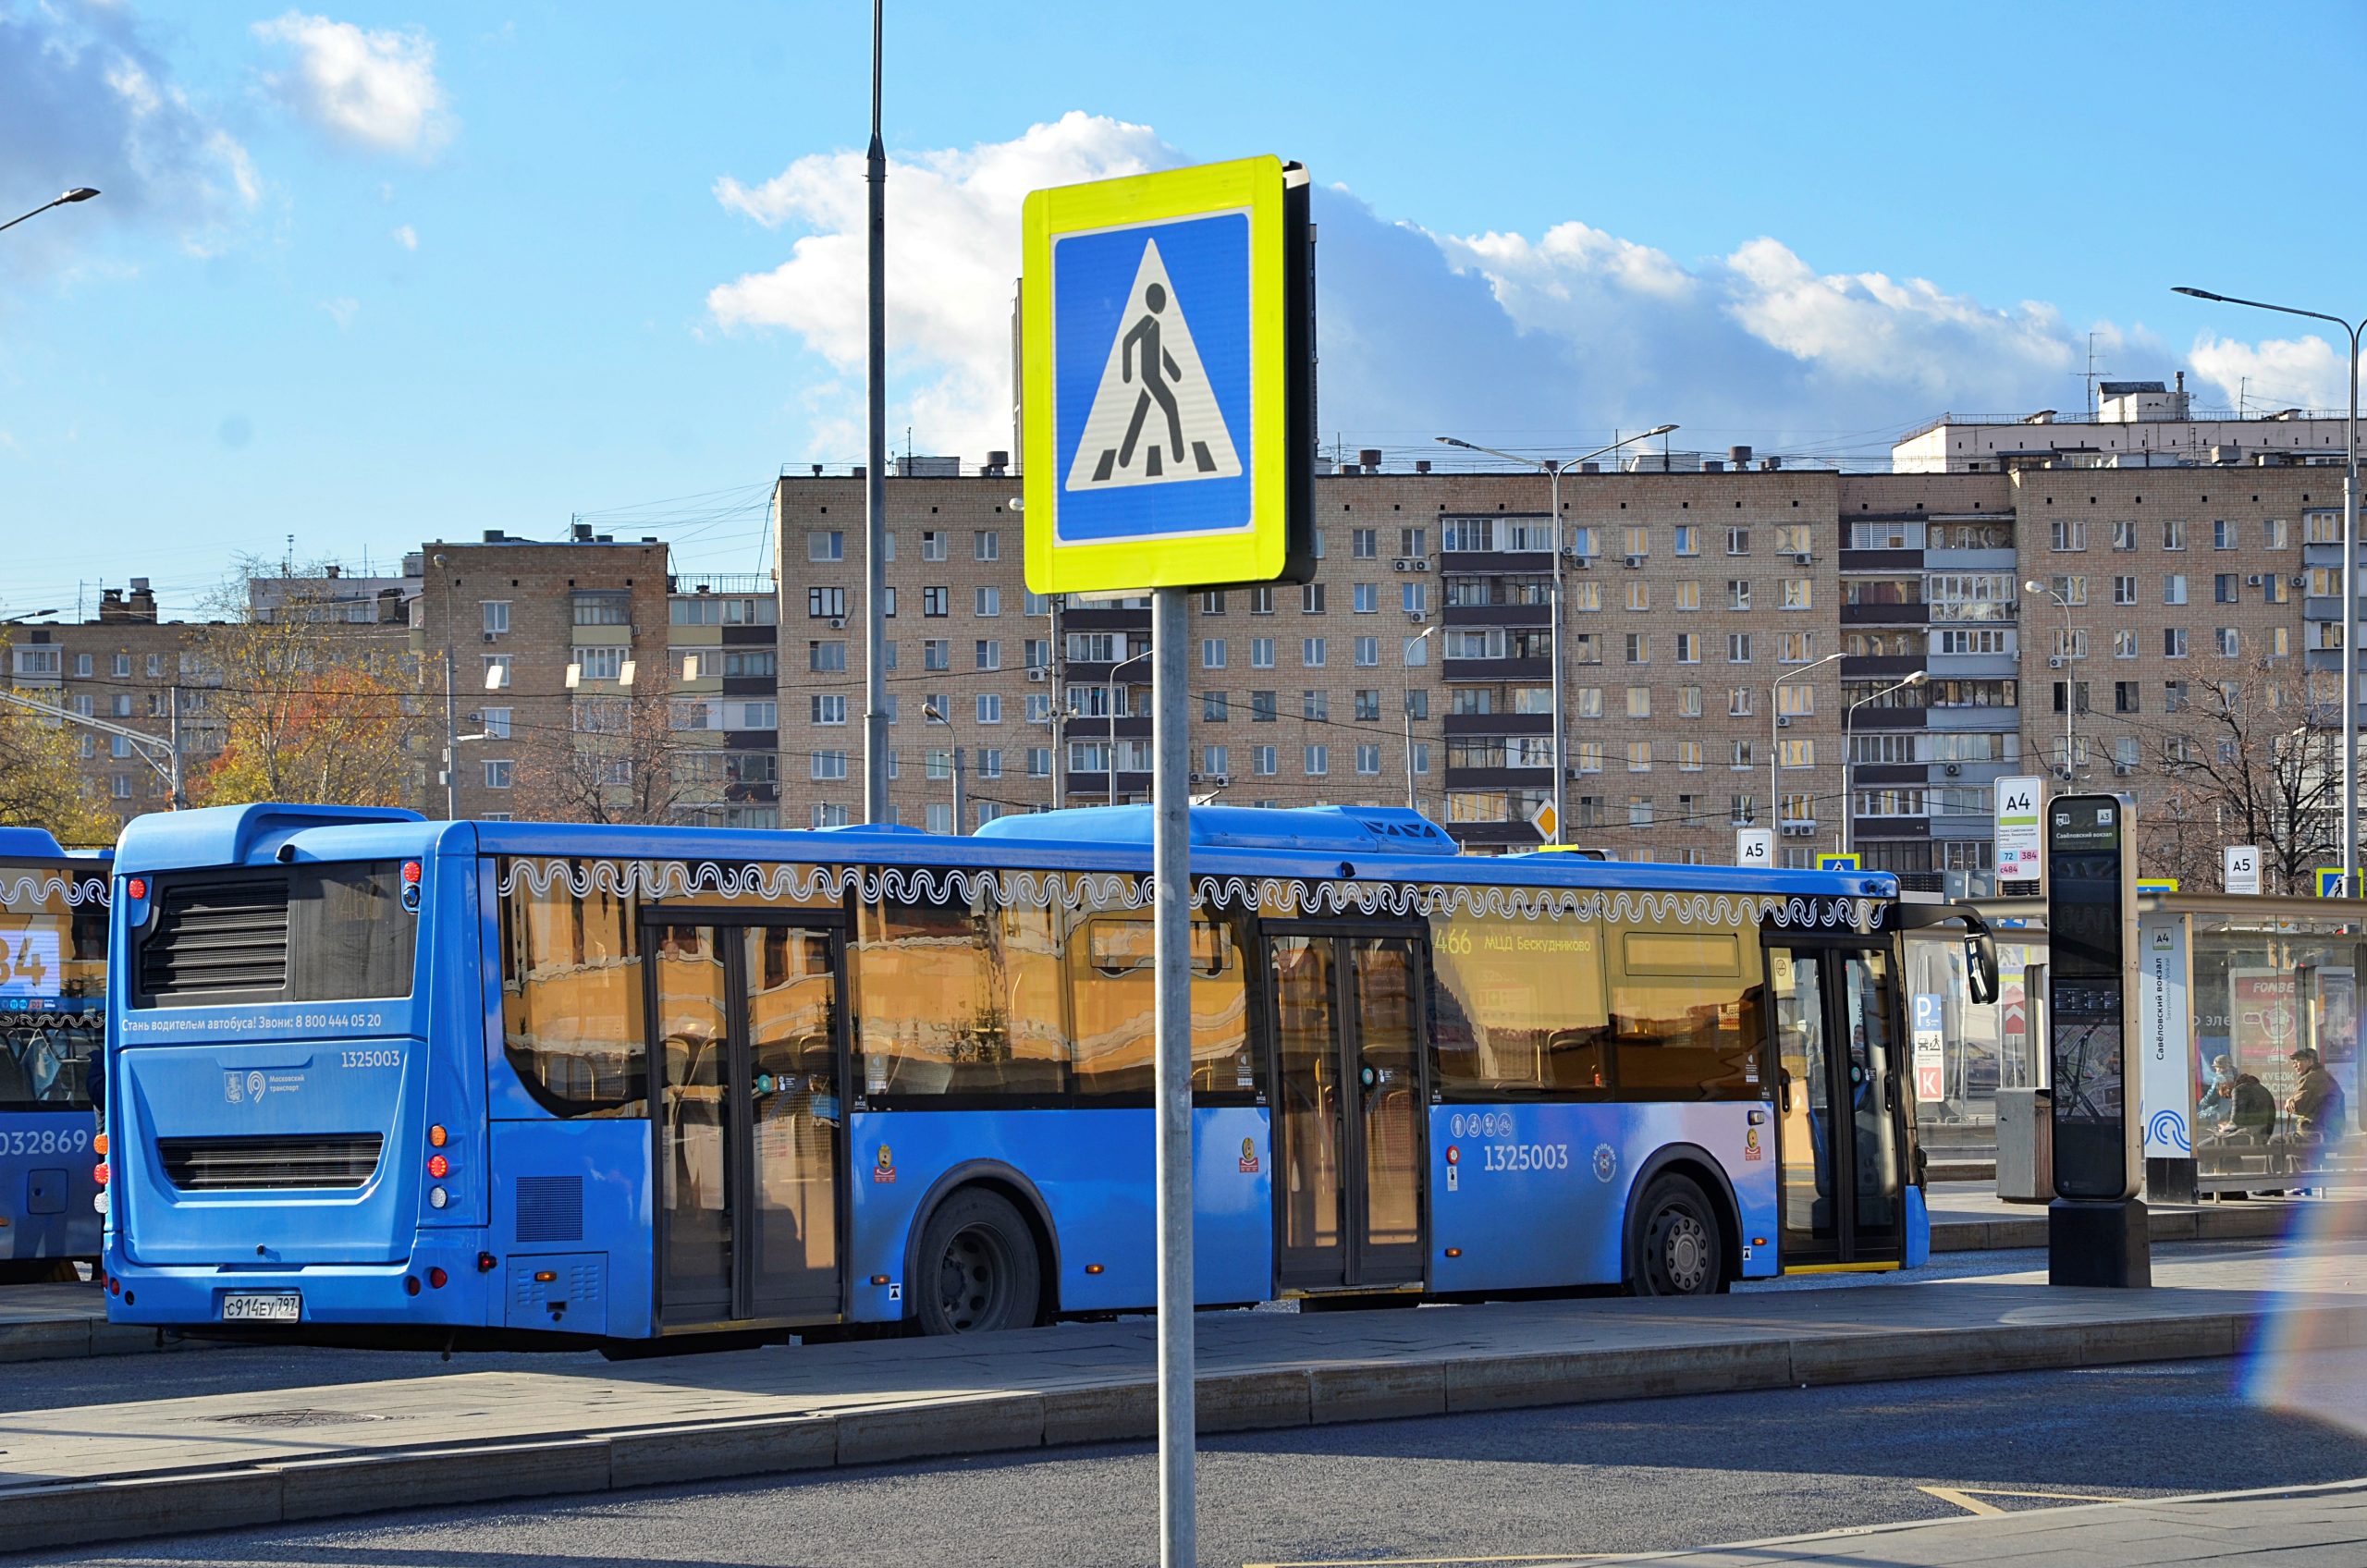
[1767,942,1907,1269]
[1268,930,1429,1294]
[647,920,848,1328]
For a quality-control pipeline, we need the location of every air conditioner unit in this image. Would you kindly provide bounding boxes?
[2114,762,2134,777]
[1407,611,1429,623]
[2246,574,2265,588]
[829,617,846,630]
[1943,762,1962,777]
[2048,655,2067,668]
[1624,556,1644,570]
[1026,668,1048,683]
[1775,715,1792,728]
[1780,823,1814,837]
[1793,552,1813,565]
[1575,557,1594,570]
[481,631,497,643]
[1392,558,1410,573]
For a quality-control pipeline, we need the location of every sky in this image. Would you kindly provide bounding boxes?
[5,0,2365,619]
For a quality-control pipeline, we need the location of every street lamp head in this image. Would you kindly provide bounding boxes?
[1905,670,1930,686]
[2172,287,2224,301]
[1644,423,1679,437]
[923,701,948,725]
[2022,579,2043,594]
[1434,435,1471,449]
[60,188,99,204]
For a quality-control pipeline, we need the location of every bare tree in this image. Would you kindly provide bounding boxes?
[0,635,113,846]
[2130,655,2342,894]
[508,668,705,826]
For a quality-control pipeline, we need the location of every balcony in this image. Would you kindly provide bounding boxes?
[1442,765,1554,790]
[1840,655,1925,680]
[1442,656,1551,683]
[1838,548,1923,573]
[1443,712,1553,737]
[1848,705,1929,729]
[1443,602,1551,628]
[1841,602,1929,625]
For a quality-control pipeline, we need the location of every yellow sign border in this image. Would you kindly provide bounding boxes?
[1817,853,1862,873]
[1022,155,1289,594]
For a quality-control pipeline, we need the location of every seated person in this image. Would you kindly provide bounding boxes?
[2209,1072,2276,1144]
[2198,1056,2237,1120]
[2287,1047,2349,1140]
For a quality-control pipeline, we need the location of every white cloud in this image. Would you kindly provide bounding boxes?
[2189,332,2351,415]
[252,11,451,156]
[708,111,1174,456]
[0,3,260,275]
[319,296,359,329]
[708,114,2327,460]
[391,223,417,251]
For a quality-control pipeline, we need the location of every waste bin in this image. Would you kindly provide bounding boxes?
[1995,1086,2054,1204]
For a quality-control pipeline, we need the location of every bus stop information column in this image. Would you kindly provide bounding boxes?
[1021,154,1316,1568]
[2046,792,2150,1287]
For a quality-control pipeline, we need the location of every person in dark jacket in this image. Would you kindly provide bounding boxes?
[2224,1072,2277,1142]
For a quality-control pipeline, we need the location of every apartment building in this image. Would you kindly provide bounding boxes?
[1894,375,2357,474]
[771,451,2354,882]
[412,529,690,822]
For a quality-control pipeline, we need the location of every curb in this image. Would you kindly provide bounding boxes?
[0,1302,2329,1554]
[1929,1196,2339,1253]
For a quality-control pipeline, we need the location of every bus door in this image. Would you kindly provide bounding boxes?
[1765,940,1907,1268]
[644,918,848,1327]
[1265,927,1429,1293]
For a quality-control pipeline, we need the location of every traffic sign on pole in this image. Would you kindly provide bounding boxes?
[2222,845,2261,895]
[1818,852,1861,873]
[1735,827,1774,867]
[1020,155,1315,1568]
[1022,156,1312,595]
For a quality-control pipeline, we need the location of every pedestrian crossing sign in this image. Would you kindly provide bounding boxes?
[1023,155,1312,594]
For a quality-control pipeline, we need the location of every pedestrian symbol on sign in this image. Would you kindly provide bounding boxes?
[1067,239,1242,492]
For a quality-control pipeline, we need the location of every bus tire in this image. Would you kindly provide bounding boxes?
[914,1188,1041,1336]
[1627,1173,1724,1297]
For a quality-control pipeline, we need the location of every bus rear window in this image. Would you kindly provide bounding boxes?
[137,864,416,1008]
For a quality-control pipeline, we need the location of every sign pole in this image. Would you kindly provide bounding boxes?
[1149,583,1196,1567]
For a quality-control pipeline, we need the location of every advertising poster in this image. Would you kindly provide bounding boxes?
[0,924,61,1002]
[2138,915,2193,1158]
[2230,968,2301,1082]
[1911,993,1946,1103]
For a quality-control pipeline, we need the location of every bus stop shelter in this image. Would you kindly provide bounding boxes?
[1905,890,2367,1200]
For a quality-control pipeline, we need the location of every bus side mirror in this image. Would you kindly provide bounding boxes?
[1967,933,1999,1006]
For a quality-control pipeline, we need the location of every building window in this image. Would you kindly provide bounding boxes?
[975,587,1000,617]
[1203,639,1227,669]
[975,530,1000,561]
[482,600,510,635]
[1304,746,1330,777]
[812,751,849,781]
[2050,519,2087,552]
[1726,527,1750,555]
[1355,745,1380,776]
[1626,687,1651,719]
[1675,632,1699,664]
[1355,636,1380,667]
[1303,638,1327,668]
[2163,519,2188,550]
[1728,581,1751,611]
[1302,690,1329,721]
[1354,583,1378,614]
[813,694,846,725]
[1254,746,1278,777]
[977,693,1003,723]
[1028,748,1052,778]
[1353,527,1378,558]
[1782,579,1812,611]
[2216,628,2238,657]
[975,639,1002,671]
[483,655,512,689]
[1204,744,1229,777]
[1252,637,1275,668]
[807,530,843,562]
[809,641,847,673]
[2113,519,2137,550]
[808,585,847,619]
[1628,794,1653,827]
[1403,582,1428,614]
[1625,633,1648,664]
[484,759,514,790]
[1251,691,1277,722]
[1203,691,1230,722]
[1302,583,1327,615]
[2164,574,2188,606]
[1728,633,1752,663]
[922,531,947,561]
[923,587,950,617]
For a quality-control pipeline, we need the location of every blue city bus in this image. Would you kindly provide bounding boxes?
[0,827,108,1282]
[101,802,1993,1344]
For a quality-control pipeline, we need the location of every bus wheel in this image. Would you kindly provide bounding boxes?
[1629,1174,1724,1297]
[914,1189,1041,1335]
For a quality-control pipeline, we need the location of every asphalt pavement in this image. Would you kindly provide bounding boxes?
[14,1352,2367,1567]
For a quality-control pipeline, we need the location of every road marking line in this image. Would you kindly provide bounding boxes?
[1245,1555,1600,1567]
[1919,1484,2133,1517]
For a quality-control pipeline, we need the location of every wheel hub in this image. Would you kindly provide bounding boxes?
[1662,1214,1709,1292]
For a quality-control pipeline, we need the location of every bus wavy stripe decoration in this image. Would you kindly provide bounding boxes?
[0,875,108,909]
[493,857,1877,932]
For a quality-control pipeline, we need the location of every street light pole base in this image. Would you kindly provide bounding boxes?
[2048,1198,2151,1288]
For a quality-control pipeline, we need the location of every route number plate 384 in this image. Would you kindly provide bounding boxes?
[220,1292,300,1322]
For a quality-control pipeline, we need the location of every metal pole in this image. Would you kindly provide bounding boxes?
[1548,462,1565,844]
[2347,323,2361,894]
[951,744,965,834]
[1403,696,1416,810]
[166,685,185,809]
[861,0,889,825]
[1842,705,1852,862]
[1109,676,1119,804]
[1148,584,1196,1568]
[1050,595,1065,810]
[443,647,459,820]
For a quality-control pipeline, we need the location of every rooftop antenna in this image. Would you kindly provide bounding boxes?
[2081,331,2112,419]
[284,534,294,577]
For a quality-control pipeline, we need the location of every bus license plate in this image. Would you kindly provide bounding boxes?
[220,1293,300,1323]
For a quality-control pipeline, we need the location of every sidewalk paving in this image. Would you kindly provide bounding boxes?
[0,1239,2362,1553]
[1614,1477,2367,1565]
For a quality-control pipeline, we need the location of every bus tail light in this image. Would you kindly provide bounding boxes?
[427,1268,448,1289]
[403,1276,421,1296]
[106,1275,119,1296]
[533,1269,558,1283]
[92,1162,108,1187]
[93,1133,107,1156]
[477,1252,497,1273]
[401,861,422,884]
[427,1154,449,1180]
[428,1125,448,1147]
[126,877,146,900]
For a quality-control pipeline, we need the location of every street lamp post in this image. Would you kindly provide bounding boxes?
[1843,672,1928,860]
[2176,286,2365,892]
[1435,425,1677,843]
[1771,650,1847,844]
[923,700,964,833]
[1403,625,1438,809]
[0,688,181,807]
[2023,579,2079,780]
[1108,645,1152,806]
[0,188,100,235]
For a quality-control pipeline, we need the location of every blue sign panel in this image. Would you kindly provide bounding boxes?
[1051,212,1254,545]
